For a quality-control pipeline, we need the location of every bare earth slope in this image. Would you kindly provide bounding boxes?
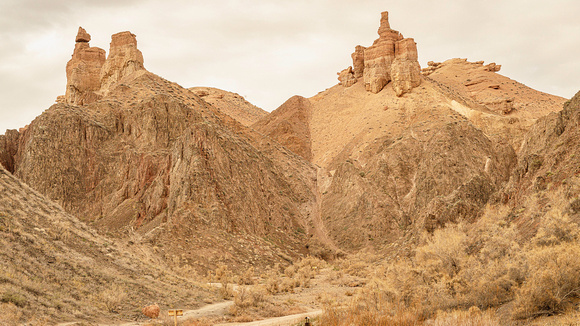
[306,80,517,249]
[0,165,214,324]
[252,95,313,161]
[190,86,268,127]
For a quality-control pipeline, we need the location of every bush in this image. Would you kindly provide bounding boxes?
[532,209,579,247]
[513,243,580,318]
[100,284,127,313]
[233,286,265,309]
[1,291,27,308]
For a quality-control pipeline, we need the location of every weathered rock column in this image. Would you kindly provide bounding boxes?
[64,27,106,105]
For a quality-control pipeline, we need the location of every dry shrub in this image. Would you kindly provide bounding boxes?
[320,298,422,326]
[214,264,233,284]
[238,266,255,285]
[377,212,524,315]
[322,277,422,325]
[100,284,127,313]
[263,256,324,294]
[425,307,500,326]
[233,286,265,309]
[264,272,280,294]
[513,243,580,318]
[229,285,287,319]
[532,209,579,247]
[336,251,379,278]
[219,283,235,299]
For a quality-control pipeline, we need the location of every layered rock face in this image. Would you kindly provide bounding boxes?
[338,11,421,96]
[62,28,145,105]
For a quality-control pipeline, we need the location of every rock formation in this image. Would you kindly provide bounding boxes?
[338,11,421,96]
[337,66,357,87]
[64,27,106,105]
[100,31,145,95]
[391,38,422,96]
[0,129,19,173]
[61,28,145,106]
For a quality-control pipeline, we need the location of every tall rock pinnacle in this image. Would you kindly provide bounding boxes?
[60,28,145,106]
[100,31,145,95]
[337,11,421,96]
[63,27,106,105]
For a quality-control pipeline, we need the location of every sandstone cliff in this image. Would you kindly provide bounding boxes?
[338,11,421,96]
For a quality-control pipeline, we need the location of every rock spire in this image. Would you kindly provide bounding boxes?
[338,11,421,96]
[60,27,145,106]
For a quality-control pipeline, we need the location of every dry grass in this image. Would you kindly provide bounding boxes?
[319,200,580,324]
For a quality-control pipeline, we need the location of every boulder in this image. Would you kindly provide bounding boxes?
[75,27,91,43]
[142,304,160,319]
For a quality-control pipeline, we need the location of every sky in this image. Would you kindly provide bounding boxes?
[0,0,579,132]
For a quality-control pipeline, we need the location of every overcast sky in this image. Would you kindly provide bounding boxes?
[0,0,579,132]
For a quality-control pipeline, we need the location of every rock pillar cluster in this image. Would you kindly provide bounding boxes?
[338,11,421,96]
[61,27,145,106]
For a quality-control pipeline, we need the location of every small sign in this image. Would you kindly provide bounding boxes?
[168,309,183,316]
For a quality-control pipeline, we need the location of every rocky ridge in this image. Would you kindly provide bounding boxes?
[338,11,421,96]
[2,29,319,271]
[189,86,268,127]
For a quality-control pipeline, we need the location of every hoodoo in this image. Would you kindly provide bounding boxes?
[63,27,106,105]
[338,11,421,96]
[60,27,145,106]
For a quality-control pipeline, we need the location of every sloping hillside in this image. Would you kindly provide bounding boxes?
[0,165,214,324]
[190,86,268,127]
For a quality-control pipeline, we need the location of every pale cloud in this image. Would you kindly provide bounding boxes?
[0,0,578,132]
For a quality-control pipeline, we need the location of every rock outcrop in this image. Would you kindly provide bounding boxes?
[337,66,357,87]
[61,28,145,106]
[338,11,421,96]
[0,129,20,173]
[100,31,145,95]
[64,27,106,105]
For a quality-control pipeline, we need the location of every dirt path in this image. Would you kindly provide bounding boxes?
[214,309,323,326]
[57,301,234,326]
[182,300,233,320]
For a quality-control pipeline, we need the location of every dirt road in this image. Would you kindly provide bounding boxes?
[214,309,323,326]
